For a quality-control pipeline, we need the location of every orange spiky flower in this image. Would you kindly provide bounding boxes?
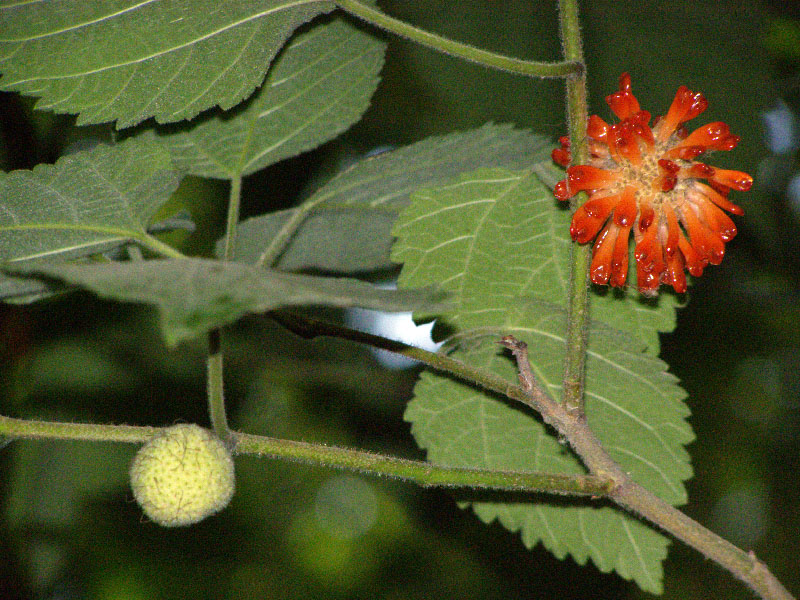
[553,73,753,295]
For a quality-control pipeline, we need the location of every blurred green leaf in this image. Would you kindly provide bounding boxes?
[5,439,132,528]
[232,124,560,272]
[157,16,385,180]
[0,136,181,263]
[0,0,334,127]
[0,275,60,303]
[392,168,693,593]
[764,17,800,62]
[3,258,446,346]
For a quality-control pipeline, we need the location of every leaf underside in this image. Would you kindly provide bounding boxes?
[3,258,446,347]
[157,15,386,180]
[0,135,184,300]
[0,136,180,262]
[391,167,693,593]
[232,124,560,273]
[0,0,334,127]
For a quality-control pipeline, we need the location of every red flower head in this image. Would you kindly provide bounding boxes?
[553,73,753,295]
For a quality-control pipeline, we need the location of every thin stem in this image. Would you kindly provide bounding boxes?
[0,415,156,443]
[207,329,232,445]
[269,310,556,421]
[222,176,243,261]
[256,195,327,268]
[334,0,582,79]
[235,432,611,495]
[558,0,591,416]
[137,234,186,259]
[205,177,244,445]
[0,415,611,496]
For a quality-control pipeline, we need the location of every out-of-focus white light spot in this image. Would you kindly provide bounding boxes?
[345,300,442,370]
[314,475,377,540]
[711,482,769,548]
[761,100,798,154]
[787,174,800,215]
[363,145,395,158]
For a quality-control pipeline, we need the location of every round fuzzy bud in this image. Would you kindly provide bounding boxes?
[130,424,235,527]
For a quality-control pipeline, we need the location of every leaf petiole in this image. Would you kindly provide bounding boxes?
[334,0,582,78]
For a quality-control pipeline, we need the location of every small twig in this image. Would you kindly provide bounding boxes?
[497,335,536,392]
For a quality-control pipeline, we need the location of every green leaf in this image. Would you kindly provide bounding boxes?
[232,124,558,272]
[391,168,693,593]
[0,136,181,263]
[393,167,678,351]
[3,258,446,347]
[0,0,334,127]
[157,16,385,180]
[0,274,60,304]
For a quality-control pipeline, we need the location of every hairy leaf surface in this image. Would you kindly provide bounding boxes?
[0,137,180,263]
[0,0,333,127]
[232,125,559,272]
[4,258,445,346]
[157,16,384,180]
[391,168,693,593]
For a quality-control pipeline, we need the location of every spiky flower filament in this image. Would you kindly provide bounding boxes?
[553,73,752,295]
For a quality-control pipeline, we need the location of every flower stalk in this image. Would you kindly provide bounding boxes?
[558,0,591,417]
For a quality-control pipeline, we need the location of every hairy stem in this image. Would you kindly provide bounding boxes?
[235,431,611,495]
[206,329,232,445]
[269,310,555,418]
[270,314,795,600]
[0,415,611,496]
[334,0,582,78]
[558,0,591,417]
[256,194,327,268]
[0,415,157,443]
[206,176,244,444]
[222,176,243,261]
[616,483,796,600]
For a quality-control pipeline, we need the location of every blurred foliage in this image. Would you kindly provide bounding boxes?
[1,1,799,599]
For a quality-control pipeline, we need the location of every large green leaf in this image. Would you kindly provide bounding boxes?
[0,0,334,127]
[231,124,560,272]
[158,16,385,180]
[391,168,693,593]
[392,167,678,351]
[3,258,445,347]
[0,136,181,263]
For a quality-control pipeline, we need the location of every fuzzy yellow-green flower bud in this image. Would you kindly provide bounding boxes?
[130,424,235,527]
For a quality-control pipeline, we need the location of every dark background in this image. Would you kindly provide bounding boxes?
[2,1,799,598]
